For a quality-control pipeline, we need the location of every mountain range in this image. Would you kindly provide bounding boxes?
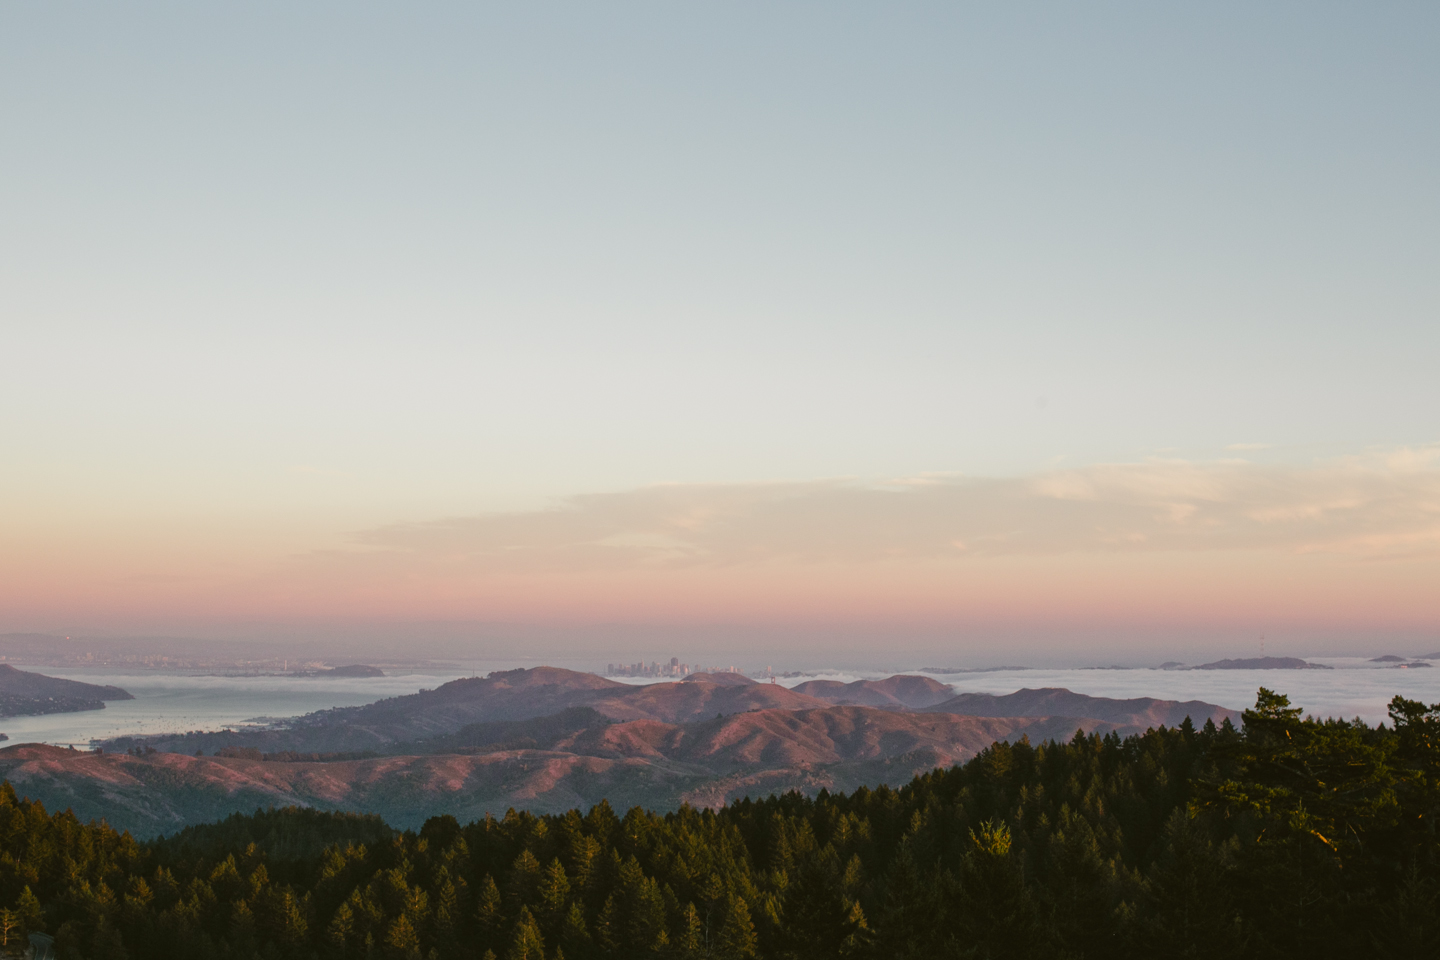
[0,667,1240,836]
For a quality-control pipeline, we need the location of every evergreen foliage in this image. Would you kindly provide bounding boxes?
[1,688,1436,958]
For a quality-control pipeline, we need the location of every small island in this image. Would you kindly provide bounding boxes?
[1195,657,1331,670]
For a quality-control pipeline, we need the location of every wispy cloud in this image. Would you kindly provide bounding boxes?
[352,447,1440,571]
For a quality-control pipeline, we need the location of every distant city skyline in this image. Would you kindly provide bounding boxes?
[2,4,1437,660]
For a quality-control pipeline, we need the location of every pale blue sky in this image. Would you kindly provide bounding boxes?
[2,5,1439,655]
[5,4,1437,517]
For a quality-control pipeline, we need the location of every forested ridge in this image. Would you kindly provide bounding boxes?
[1,689,1437,959]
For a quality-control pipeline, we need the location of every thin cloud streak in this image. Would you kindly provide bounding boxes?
[355,448,1440,571]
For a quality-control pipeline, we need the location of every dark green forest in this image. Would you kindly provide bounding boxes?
[2,689,1438,960]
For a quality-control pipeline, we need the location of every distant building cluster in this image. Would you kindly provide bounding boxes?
[608,657,691,678]
[607,657,757,678]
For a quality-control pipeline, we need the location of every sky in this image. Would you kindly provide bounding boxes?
[2,3,1438,665]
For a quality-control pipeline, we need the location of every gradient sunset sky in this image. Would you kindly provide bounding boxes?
[3,4,1438,664]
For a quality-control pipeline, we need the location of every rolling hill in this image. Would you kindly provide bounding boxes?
[788,675,956,709]
[110,668,1236,759]
[131,668,835,755]
[1,705,1120,835]
[922,687,1240,729]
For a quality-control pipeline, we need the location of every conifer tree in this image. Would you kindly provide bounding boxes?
[16,887,43,934]
[673,902,704,959]
[1134,809,1243,959]
[538,858,571,932]
[953,820,1048,959]
[386,913,422,960]
[476,873,504,953]
[505,906,546,960]
[509,850,544,910]
[715,893,756,960]
[558,901,592,960]
[328,900,357,954]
